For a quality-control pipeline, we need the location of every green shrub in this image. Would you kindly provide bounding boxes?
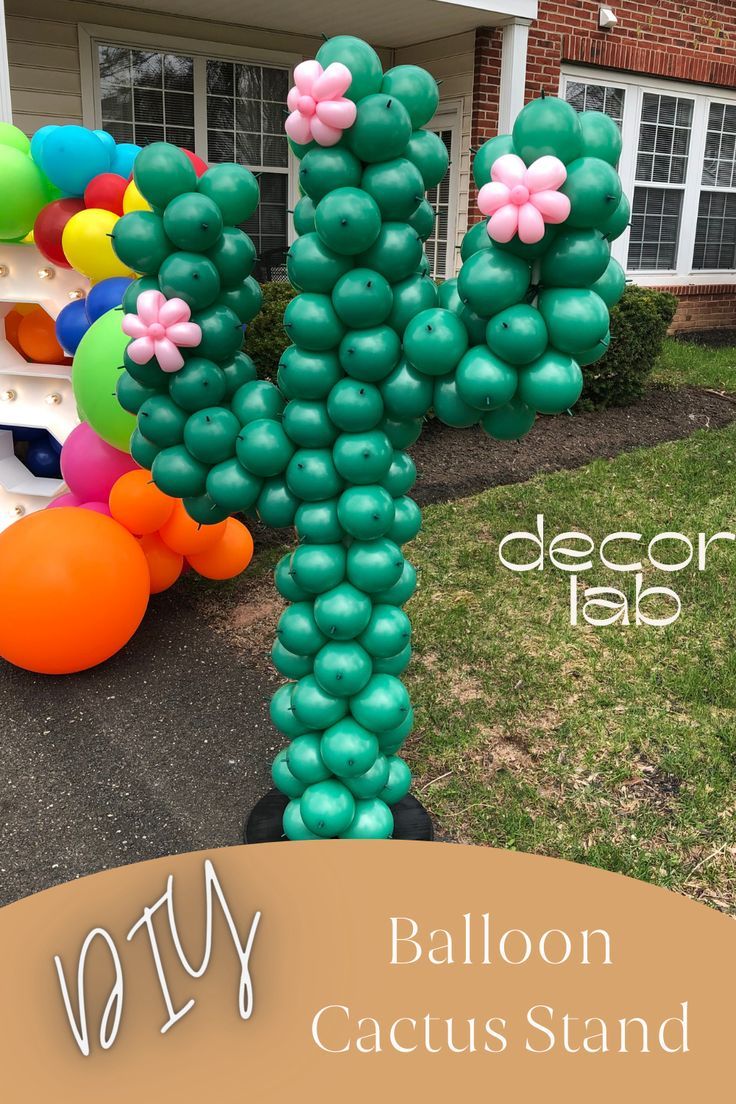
[579,285,678,409]
[244,281,296,381]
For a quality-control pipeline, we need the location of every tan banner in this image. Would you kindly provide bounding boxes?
[0,842,731,1100]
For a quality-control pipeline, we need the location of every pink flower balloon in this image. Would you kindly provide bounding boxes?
[285,60,357,147]
[478,154,571,245]
[122,290,202,374]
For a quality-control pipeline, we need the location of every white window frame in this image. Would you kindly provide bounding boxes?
[78,24,301,243]
[560,65,736,287]
[425,98,462,279]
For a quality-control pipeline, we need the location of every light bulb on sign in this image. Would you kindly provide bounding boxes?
[45,392,62,405]
[37,267,55,281]
[1,389,16,402]
[69,288,86,301]
[0,266,8,278]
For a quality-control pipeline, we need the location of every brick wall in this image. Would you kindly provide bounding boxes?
[663,285,736,334]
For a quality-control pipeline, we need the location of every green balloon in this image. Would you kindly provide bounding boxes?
[163,192,223,252]
[283,799,321,840]
[277,602,327,656]
[284,293,345,351]
[591,258,626,308]
[481,396,536,441]
[198,163,259,225]
[362,158,424,220]
[347,94,412,163]
[278,346,342,400]
[459,305,488,346]
[388,495,422,544]
[347,538,404,593]
[112,210,172,274]
[217,276,262,324]
[287,733,331,785]
[123,347,169,388]
[314,641,373,698]
[433,374,481,428]
[408,199,435,241]
[602,192,630,241]
[292,676,348,730]
[486,305,548,366]
[381,451,417,497]
[72,309,136,452]
[183,406,239,463]
[283,399,337,448]
[381,64,439,127]
[130,428,160,469]
[271,749,305,799]
[472,134,515,188]
[580,110,622,166]
[300,778,355,837]
[539,229,610,288]
[270,684,307,738]
[291,543,347,594]
[206,227,256,288]
[438,277,462,312]
[517,349,583,414]
[206,458,262,512]
[193,304,244,360]
[512,97,583,165]
[380,416,423,449]
[314,582,373,641]
[339,326,401,381]
[275,553,309,602]
[351,674,410,733]
[133,142,197,208]
[299,147,362,201]
[333,430,393,484]
[404,129,449,188]
[293,195,317,236]
[457,248,530,319]
[388,274,438,336]
[295,498,344,544]
[359,604,411,658]
[314,187,382,256]
[332,268,393,328]
[374,643,412,676]
[151,444,208,497]
[327,379,383,432]
[379,756,412,805]
[258,477,299,528]
[373,560,416,605]
[286,448,344,502]
[344,755,391,799]
[236,417,294,477]
[222,352,257,399]
[116,373,159,415]
[316,35,383,102]
[232,379,284,425]
[460,220,492,262]
[380,358,433,419]
[0,147,48,240]
[403,308,469,377]
[137,394,187,447]
[496,222,560,262]
[158,251,221,310]
[576,330,610,366]
[122,276,160,314]
[321,719,379,778]
[378,707,415,753]
[538,288,609,354]
[338,484,395,540]
[287,232,353,294]
[561,157,622,229]
[358,222,423,282]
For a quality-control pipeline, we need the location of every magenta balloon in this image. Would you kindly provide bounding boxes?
[80,500,113,515]
[60,422,137,503]
[47,491,83,509]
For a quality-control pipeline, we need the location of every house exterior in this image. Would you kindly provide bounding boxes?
[2,0,734,334]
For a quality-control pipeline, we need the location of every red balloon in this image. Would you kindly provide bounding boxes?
[33,198,85,268]
[181,148,209,177]
[84,172,128,215]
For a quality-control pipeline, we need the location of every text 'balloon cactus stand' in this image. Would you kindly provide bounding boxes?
[119,36,627,841]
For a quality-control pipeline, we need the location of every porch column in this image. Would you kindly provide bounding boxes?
[498,17,531,133]
[0,0,12,123]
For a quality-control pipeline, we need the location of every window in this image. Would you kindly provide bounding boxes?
[99,45,195,148]
[424,103,460,279]
[565,79,625,127]
[694,103,736,270]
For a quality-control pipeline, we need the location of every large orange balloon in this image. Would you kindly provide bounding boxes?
[187,518,254,580]
[138,532,184,593]
[0,508,150,674]
[109,468,175,535]
[3,308,22,353]
[17,306,65,364]
[159,500,227,556]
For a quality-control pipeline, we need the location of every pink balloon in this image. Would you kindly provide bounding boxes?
[518,203,546,244]
[309,118,343,146]
[526,155,567,193]
[312,62,352,101]
[491,154,527,188]
[488,205,519,243]
[316,98,357,130]
[47,491,83,510]
[478,181,511,217]
[293,59,321,96]
[60,422,136,503]
[80,501,112,515]
[285,111,313,145]
[530,190,571,223]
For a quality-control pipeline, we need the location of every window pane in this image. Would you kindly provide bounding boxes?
[627,186,683,270]
[693,191,736,269]
[204,59,289,171]
[242,172,288,263]
[207,59,233,96]
[424,127,453,278]
[636,93,692,183]
[564,80,625,128]
[97,44,195,148]
[702,101,736,189]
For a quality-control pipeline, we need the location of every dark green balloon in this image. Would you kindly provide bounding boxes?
[381,64,439,127]
[404,129,449,188]
[580,110,622,166]
[388,274,438,336]
[538,288,609,354]
[232,379,284,425]
[358,222,423,282]
[486,305,549,366]
[270,684,307,738]
[590,258,626,307]
[206,227,256,288]
[137,394,187,447]
[194,304,244,360]
[602,192,630,241]
[292,676,348,731]
[407,199,435,241]
[287,733,331,785]
[539,229,610,288]
[316,36,383,103]
[163,192,223,252]
[459,304,488,346]
[362,157,424,221]
[359,604,411,658]
[206,458,262,512]
[472,134,515,188]
[347,538,404,593]
[158,251,221,310]
[271,749,305,799]
[133,142,196,208]
[387,494,421,545]
[286,448,344,502]
[282,799,320,840]
[561,157,622,229]
[381,451,416,497]
[379,757,412,805]
[512,97,583,165]
[456,346,517,411]
[183,493,230,525]
[332,268,393,328]
[438,277,462,312]
[283,292,345,351]
[457,247,530,319]
[344,754,391,799]
[314,187,382,256]
[380,358,433,419]
[460,220,492,262]
[481,396,536,441]
[321,718,378,777]
[112,211,172,274]
[278,346,341,401]
[221,351,257,399]
[373,644,410,678]
[116,373,158,415]
[333,429,393,484]
[433,374,481,428]
[516,349,583,414]
[293,195,316,237]
[151,444,208,497]
[130,428,160,469]
[372,559,416,605]
[576,330,610,366]
[277,602,327,656]
[327,379,383,432]
[283,399,337,448]
[275,553,309,602]
[122,276,159,314]
[403,307,469,377]
[300,778,355,837]
[351,673,410,733]
[198,163,259,225]
[299,146,362,202]
[314,641,373,699]
[496,222,559,262]
[378,707,414,753]
[290,543,347,595]
[236,417,293,477]
[218,276,262,324]
[295,498,344,544]
[347,94,412,163]
[314,582,373,641]
[286,232,353,294]
[341,797,394,837]
[380,416,423,449]
[183,407,240,464]
[337,484,395,540]
[339,326,401,382]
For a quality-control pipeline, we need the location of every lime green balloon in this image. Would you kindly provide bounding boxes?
[283,799,321,840]
[327,379,383,432]
[379,756,412,805]
[539,229,610,288]
[232,379,284,425]
[460,219,492,261]
[590,258,626,308]
[314,582,373,641]
[287,734,331,785]
[112,211,172,274]
[351,673,410,732]
[300,778,355,837]
[270,684,307,738]
[347,94,412,163]
[382,452,416,498]
[133,142,197,208]
[295,498,344,543]
[457,247,530,318]
[291,543,347,594]
[183,406,239,464]
[151,445,208,497]
[275,553,309,602]
[286,448,344,502]
[580,110,622,166]
[286,232,353,294]
[358,222,423,283]
[359,604,411,658]
[472,134,515,188]
[347,538,404,594]
[512,97,583,165]
[206,227,256,288]
[163,192,223,251]
[271,749,306,799]
[292,676,348,730]
[455,346,517,411]
[380,358,433,419]
[433,375,481,428]
[344,755,391,799]
[0,147,48,240]
[516,349,583,414]
[486,305,548,365]
[116,373,159,415]
[339,326,401,382]
[408,199,435,241]
[130,428,161,469]
[403,308,469,377]
[362,157,424,220]
[222,352,257,398]
[481,396,536,441]
[338,484,395,540]
[194,304,244,361]
[314,641,373,698]
[283,399,337,448]
[137,395,187,448]
[158,251,221,310]
[206,458,262,512]
[0,123,30,153]
[332,268,393,328]
[381,63,439,127]
[404,129,449,188]
[72,309,136,451]
[283,293,345,351]
[198,163,259,225]
[577,329,611,366]
[561,157,622,229]
[602,192,630,241]
[316,36,383,102]
[293,195,317,236]
[321,718,379,777]
[277,602,327,656]
[299,146,362,202]
[315,187,382,256]
[236,417,294,477]
[218,276,262,323]
[538,288,609,354]
[279,346,342,400]
[388,273,438,335]
[333,430,393,484]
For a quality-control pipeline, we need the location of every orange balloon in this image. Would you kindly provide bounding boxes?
[187,518,254,580]
[158,500,227,555]
[17,306,65,364]
[0,508,150,674]
[109,468,176,535]
[138,532,184,593]
[13,303,36,316]
[3,309,22,353]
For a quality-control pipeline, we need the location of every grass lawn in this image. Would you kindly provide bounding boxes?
[653,336,736,392]
[406,423,736,912]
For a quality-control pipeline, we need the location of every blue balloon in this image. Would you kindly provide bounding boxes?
[30,124,57,168]
[40,126,111,196]
[1,424,45,443]
[26,437,62,478]
[110,143,141,179]
[49,435,62,454]
[55,298,90,355]
[93,130,116,158]
[85,277,132,324]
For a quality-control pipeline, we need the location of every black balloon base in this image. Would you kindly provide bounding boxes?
[244,789,434,843]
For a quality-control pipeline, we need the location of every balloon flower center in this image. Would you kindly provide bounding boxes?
[510,184,530,206]
[149,322,166,340]
[298,95,316,117]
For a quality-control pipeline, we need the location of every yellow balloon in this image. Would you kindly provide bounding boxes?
[61,208,133,282]
[123,180,151,214]
[14,302,35,315]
